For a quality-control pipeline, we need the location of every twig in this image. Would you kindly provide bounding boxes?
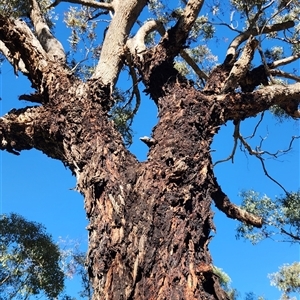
[258,155,289,194]
[281,228,300,241]
[245,112,265,139]
[213,121,239,166]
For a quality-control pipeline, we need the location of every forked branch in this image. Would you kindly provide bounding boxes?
[222,35,259,92]
[225,20,294,60]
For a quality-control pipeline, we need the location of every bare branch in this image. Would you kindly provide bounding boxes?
[281,228,300,241]
[126,20,165,57]
[179,50,208,80]
[238,132,299,194]
[257,155,289,194]
[91,0,148,86]
[245,112,265,139]
[30,0,66,63]
[222,35,259,92]
[211,179,263,227]
[270,53,300,68]
[225,20,295,59]
[213,121,239,166]
[48,0,114,11]
[123,54,141,123]
[269,69,300,82]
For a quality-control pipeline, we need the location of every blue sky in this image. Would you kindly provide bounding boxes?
[0,1,299,299]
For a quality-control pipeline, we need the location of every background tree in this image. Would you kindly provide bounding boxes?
[0,213,64,299]
[0,0,299,299]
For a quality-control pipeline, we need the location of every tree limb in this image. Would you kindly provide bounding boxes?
[211,179,263,227]
[91,0,148,86]
[176,0,205,43]
[219,82,300,120]
[270,53,300,68]
[127,19,208,81]
[0,16,49,88]
[0,106,64,160]
[126,20,165,57]
[179,49,208,80]
[30,0,66,63]
[222,35,259,92]
[281,228,300,241]
[225,20,295,60]
[269,69,300,82]
[48,0,114,11]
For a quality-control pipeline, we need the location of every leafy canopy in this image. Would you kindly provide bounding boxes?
[0,213,64,299]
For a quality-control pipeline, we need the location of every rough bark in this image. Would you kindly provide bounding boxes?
[0,1,299,299]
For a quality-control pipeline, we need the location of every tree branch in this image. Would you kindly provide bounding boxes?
[0,15,49,88]
[211,179,263,227]
[30,0,66,63]
[219,82,300,120]
[126,20,165,57]
[0,106,64,160]
[176,0,205,43]
[222,35,259,93]
[269,69,300,82]
[127,19,208,81]
[48,0,114,11]
[281,228,300,241]
[213,121,240,166]
[270,53,300,68]
[225,20,295,60]
[179,49,208,80]
[91,0,148,87]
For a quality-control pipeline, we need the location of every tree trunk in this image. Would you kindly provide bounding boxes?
[83,83,227,299]
[26,68,229,299]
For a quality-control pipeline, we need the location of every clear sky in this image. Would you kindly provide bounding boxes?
[0,1,299,299]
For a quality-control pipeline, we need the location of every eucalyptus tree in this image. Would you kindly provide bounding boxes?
[0,0,299,299]
[0,213,64,299]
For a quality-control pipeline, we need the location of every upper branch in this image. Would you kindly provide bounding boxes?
[162,0,205,57]
[0,16,49,88]
[222,35,259,93]
[225,20,295,60]
[270,53,300,68]
[49,0,114,11]
[30,0,66,63]
[91,0,148,87]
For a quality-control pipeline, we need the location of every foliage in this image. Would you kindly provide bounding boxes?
[269,262,300,299]
[0,213,64,299]
[236,190,300,244]
[0,0,55,28]
[213,266,238,300]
